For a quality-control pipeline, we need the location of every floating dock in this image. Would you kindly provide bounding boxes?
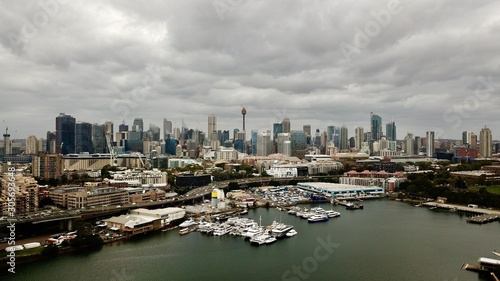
[466,214,500,224]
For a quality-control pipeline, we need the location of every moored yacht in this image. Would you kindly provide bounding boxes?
[307,214,329,223]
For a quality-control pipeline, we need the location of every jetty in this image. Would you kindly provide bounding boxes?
[422,202,500,224]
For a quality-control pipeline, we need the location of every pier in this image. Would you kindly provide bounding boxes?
[422,202,500,223]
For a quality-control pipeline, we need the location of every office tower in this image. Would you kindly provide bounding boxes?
[208,115,217,141]
[3,128,12,155]
[327,126,335,142]
[340,125,348,150]
[462,131,468,146]
[133,118,144,132]
[479,126,492,158]
[75,122,93,153]
[290,130,307,158]
[46,131,56,153]
[105,121,114,142]
[241,107,247,132]
[303,125,311,136]
[149,124,161,142]
[273,123,282,141]
[233,128,239,141]
[277,133,291,155]
[414,136,421,154]
[355,127,364,150]
[163,119,172,138]
[470,133,478,149]
[92,124,107,153]
[282,118,291,134]
[426,131,435,157]
[56,113,76,155]
[25,135,39,155]
[257,131,272,156]
[314,129,321,148]
[251,130,258,156]
[404,133,414,155]
[349,137,355,149]
[386,121,396,141]
[370,112,382,141]
[119,122,129,133]
[173,127,181,139]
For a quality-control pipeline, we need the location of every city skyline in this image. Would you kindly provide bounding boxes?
[1,1,500,139]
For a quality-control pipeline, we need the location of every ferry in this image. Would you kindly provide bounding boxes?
[179,228,190,235]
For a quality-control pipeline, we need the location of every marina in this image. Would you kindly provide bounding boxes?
[2,199,499,281]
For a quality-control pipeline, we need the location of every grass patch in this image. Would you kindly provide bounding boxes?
[14,246,44,256]
[470,185,500,194]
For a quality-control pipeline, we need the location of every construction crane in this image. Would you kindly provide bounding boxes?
[132,152,151,169]
[105,134,118,167]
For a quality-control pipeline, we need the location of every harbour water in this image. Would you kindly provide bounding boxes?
[4,199,500,281]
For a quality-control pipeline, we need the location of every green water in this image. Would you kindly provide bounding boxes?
[4,199,499,281]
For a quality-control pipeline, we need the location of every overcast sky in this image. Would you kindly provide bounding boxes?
[1,0,499,140]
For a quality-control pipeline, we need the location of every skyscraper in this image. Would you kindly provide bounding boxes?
[75,122,93,153]
[470,133,478,149]
[133,118,144,132]
[370,112,382,141]
[282,118,291,134]
[163,119,172,138]
[303,125,311,136]
[25,135,39,155]
[340,125,348,150]
[290,130,307,158]
[105,121,114,142]
[241,107,247,132]
[327,126,335,142]
[386,121,396,141]
[355,127,364,150]
[92,123,107,153]
[56,113,76,155]
[404,133,414,155]
[208,115,217,141]
[257,131,272,156]
[479,126,492,158]
[462,131,468,146]
[426,131,435,157]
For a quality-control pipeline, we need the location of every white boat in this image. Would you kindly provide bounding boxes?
[249,235,266,246]
[270,222,294,238]
[213,226,232,236]
[325,210,341,218]
[179,218,197,228]
[240,209,248,215]
[286,229,297,237]
[23,242,42,249]
[179,228,190,235]
[242,227,263,239]
[264,235,277,244]
[308,214,329,223]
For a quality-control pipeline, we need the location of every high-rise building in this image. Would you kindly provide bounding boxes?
[277,133,291,155]
[119,123,129,133]
[273,123,283,141]
[479,126,492,158]
[75,122,93,153]
[370,112,382,141]
[149,124,161,142]
[386,121,396,141]
[414,136,421,154]
[46,131,57,153]
[290,130,307,158]
[25,135,39,155]
[105,121,114,142]
[405,133,414,155]
[208,115,217,141]
[340,125,348,150]
[355,127,364,150]
[163,119,172,139]
[92,124,107,153]
[133,118,144,132]
[426,131,435,157]
[251,130,258,156]
[56,113,76,155]
[282,118,291,134]
[303,125,311,136]
[3,128,12,155]
[470,133,478,149]
[462,131,468,146]
[257,131,272,156]
[327,126,335,142]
